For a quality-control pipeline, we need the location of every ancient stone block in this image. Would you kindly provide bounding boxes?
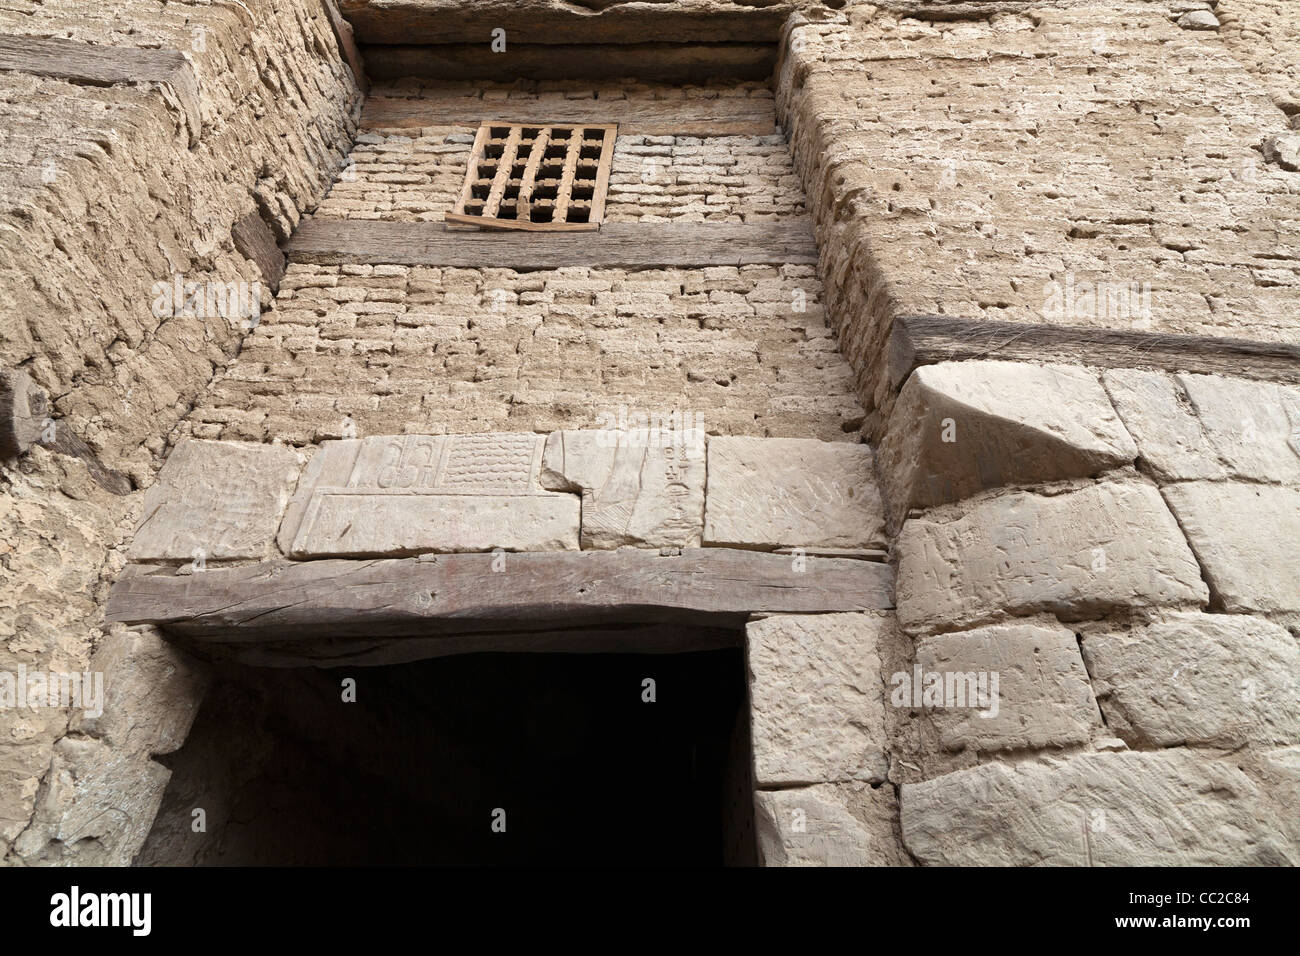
[1159,483,1300,614]
[880,361,1137,521]
[1102,368,1227,482]
[703,437,886,550]
[1179,374,1300,484]
[747,613,890,787]
[1081,612,1300,747]
[129,440,302,562]
[540,429,704,548]
[277,433,579,557]
[77,626,209,756]
[901,751,1295,866]
[911,621,1101,753]
[1107,369,1300,483]
[896,480,1208,633]
[11,737,171,867]
[754,782,912,867]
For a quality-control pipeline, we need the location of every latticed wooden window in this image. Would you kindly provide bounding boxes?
[446,122,617,231]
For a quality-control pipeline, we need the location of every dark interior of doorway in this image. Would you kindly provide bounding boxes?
[137,643,755,866]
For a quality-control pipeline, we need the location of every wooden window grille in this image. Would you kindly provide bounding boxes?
[446,122,617,232]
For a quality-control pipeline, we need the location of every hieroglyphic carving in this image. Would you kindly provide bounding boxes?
[277,434,578,557]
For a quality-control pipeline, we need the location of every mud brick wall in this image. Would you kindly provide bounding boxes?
[0,0,359,865]
[314,81,803,223]
[779,1,1300,429]
[181,261,864,443]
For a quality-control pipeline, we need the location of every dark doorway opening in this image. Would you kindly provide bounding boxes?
[138,643,755,866]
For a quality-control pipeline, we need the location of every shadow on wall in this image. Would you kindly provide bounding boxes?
[137,646,755,866]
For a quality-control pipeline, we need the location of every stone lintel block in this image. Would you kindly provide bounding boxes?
[911,621,1101,753]
[755,782,912,867]
[704,436,886,550]
[880,361,1137,522]
[540,429,705,548]
[901,751,1296,866]
[278,433,579,557]
[1159,482,1300,615]
[129,440,302,561]
[1081,612,1300,748]
[896,479,1207,634]
[747,612,890,787]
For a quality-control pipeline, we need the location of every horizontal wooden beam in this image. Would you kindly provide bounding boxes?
[106,548,894,643]
[231,211,286,289]
[0,36,201,145]
[362,94,778,136]
[888,314,1300,389]
[340,0,791,45]
[285,220,818,268]
[361,42,776,83]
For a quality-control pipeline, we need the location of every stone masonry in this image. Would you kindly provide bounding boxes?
[3,0,1300,869]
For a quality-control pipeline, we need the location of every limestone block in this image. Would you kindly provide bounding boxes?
[10,737,171,866]
[1108,369,1300,483]
[1177,11,1220,30]
[1179,374,1300,483]
[911,621,1101,753]
[880,361,1137,520]
[540,429,704,548]
[747,613,890,787]
[1263,133,1300,171]
[1103,368,1226,481]
[76,626,209,756]
[754,782,912,867]
[278,433,579,557]
[1081,612,1300,747]
[1159,483,1300,614]
[703,436,886,550]
[129,440,302,561]
[901,751,1295,866]
[897,480,1207,633]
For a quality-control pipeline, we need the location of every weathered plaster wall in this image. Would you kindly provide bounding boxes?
[0,0,359,865]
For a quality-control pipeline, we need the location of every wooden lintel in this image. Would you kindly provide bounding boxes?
[361,95,778,136]
[888,314,1300,388]
[0,36,202,145]
[340,0,792,46]
[106,548,894,643]
[284,220,818,269]
[361,42,776,84]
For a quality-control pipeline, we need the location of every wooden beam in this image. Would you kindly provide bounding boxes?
[888,314,1300,389]
[106,548,894,642]
[0,36,202,145]
[361,42,776,84]
[285,220,818,268]
[362,95,778,136]
[231,211,286,290]
[0,369,48,460]
[340,0,791,45]
[322,0,369,93]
